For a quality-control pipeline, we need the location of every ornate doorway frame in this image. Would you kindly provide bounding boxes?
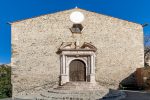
[57,42,97,85]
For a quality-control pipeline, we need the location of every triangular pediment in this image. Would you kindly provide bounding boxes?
[10,7,140,25]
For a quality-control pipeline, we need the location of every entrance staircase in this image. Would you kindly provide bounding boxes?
[14,82,126,100]
[15,82,115,100]
[35,82,109,100]
[56,82,106,90]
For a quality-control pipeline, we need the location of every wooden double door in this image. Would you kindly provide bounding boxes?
[69,60,86,81]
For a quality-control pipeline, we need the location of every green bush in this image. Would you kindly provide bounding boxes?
[0,65,12,99]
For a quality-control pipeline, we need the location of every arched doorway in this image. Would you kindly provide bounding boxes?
[69,59,86,81]
[58,42,97,85]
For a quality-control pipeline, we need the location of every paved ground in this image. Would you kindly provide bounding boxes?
[121,90,150,100]
[0,98,11,100]
[1,90,150,100]
[101,90,150,100]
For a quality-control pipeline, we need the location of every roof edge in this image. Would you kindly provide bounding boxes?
[9,7,142,26]
[9,7,78,24]
[79,8,142,26]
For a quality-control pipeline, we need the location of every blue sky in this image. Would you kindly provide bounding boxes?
[0,0,150,64]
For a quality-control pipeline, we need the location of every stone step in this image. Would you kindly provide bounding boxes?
[36,89,107,100]
[55,82,104,90]
[62,82,96,86]
[13,89,126,100]
[14,83,126,100]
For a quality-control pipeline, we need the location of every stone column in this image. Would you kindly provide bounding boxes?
[87,55,91,82]
[60,54,68,85]
[90,54,96,83]
[62,55,66,74]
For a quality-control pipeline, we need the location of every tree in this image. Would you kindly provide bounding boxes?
[144,35,150,67]
[0,64,12,99]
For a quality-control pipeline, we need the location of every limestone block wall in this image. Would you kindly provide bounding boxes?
[11,8,144,96]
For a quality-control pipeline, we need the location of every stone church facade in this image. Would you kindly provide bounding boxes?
[11,8,144,97]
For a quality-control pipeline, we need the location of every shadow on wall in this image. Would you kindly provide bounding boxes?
[99,72,144,100]
[119,71,143,90]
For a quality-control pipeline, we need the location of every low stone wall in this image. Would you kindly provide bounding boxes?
[135,67,150,89]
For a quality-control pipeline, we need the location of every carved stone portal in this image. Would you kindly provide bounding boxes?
[58,42,97,85]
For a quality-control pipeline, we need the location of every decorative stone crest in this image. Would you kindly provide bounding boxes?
[58,42,97,52]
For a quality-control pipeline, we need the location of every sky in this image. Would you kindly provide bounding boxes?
[0,0,150,64]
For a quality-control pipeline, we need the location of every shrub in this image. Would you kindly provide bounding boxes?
[0,65,12,99]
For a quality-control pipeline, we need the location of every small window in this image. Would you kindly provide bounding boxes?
[70,24,83,33]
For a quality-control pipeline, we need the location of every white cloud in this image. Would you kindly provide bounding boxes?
[0,62,3,65]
